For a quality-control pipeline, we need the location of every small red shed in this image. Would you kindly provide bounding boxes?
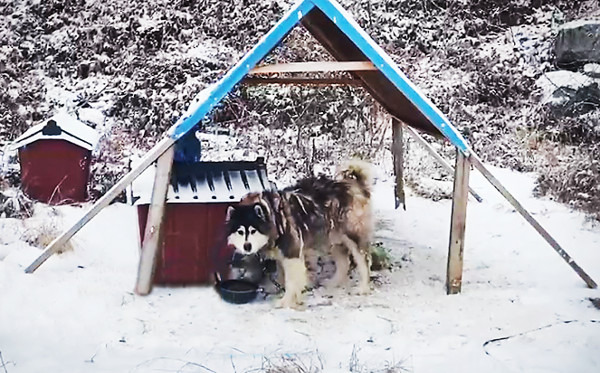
[130,158,271,285]
[10,112,99,205]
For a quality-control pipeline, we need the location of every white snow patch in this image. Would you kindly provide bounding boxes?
[536,70,597,104]
[1,164,599,372]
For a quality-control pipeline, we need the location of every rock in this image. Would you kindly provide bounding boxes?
[78,62,90,78]
[536,70,600,116]
[537,70,591,103]
[555,20,600,68]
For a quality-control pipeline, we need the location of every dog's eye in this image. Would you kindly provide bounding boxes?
[249,228,257,235]
[237,229,244,236]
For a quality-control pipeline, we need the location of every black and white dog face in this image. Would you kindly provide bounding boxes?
[226,204,271,255]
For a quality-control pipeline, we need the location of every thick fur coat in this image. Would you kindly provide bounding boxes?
[225,160,373,308]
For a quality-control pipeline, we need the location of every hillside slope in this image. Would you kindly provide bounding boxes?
[0,0,598,217]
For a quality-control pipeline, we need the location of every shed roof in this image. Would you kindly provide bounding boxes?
[130,159,271,205]
[168,0,470,154]
[11,112,100,151]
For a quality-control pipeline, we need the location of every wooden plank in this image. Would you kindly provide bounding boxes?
[446,150,470,294]
[135,145,174,295]
[470,155,598,289]
[242,77,362,86]
[24,136,176,273]
[391,118,406,210]
[248,61,376,74]
[403,122,483,203]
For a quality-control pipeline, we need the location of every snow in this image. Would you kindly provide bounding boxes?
[1,164,600,372]
[536,70,597,105]
[559,19,600,30]
[9,111,100,151]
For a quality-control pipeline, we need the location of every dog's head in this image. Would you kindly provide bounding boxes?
[225,200,272,255]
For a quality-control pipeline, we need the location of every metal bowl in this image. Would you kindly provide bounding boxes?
[216,278,259,304]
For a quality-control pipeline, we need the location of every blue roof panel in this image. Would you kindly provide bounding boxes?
[169,0,316,140]
[311,0,469,152]
[169,0,470,154]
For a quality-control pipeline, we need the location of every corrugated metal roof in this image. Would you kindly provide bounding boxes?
[130,158,271,205]
[10,112,100,151]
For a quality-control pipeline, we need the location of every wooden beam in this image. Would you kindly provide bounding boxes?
[470,154,598,289]
[25,136,176,273]
[391,118,406,210]
[446,150,471,294]
[242,77,362,86]
[248,61,376,75]
[403,123,483,203]
[135,145,174,295]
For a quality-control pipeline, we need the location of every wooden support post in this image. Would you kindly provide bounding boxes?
[446,150,471,294]
[470,154,598,289]
[403,123,483,203]
[135,145,175,295]
[392,118,406,210]
[25,136,176,273]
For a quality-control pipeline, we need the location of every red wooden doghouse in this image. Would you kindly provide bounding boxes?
[10,112,99,205]
[130,158,271,285]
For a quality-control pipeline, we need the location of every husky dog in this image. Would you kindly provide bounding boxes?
[225,160,373,308]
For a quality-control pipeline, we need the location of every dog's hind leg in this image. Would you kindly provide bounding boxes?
[303,248,320,289]
[342,236,371,295]
[325,244,350,288]
[276,258,307,309]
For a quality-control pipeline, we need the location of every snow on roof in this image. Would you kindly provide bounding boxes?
[559,19,600,30]
[10,111,100,151]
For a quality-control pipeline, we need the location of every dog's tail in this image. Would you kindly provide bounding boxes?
[337,159,373,197]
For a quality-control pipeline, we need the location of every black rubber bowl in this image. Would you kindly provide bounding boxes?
[216,279,259,304]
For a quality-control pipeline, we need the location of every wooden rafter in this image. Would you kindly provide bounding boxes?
[242,76,362,86]
[248,61,376,74]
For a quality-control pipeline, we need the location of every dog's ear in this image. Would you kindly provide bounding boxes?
[254,203,266,222]
[225,205,236,223]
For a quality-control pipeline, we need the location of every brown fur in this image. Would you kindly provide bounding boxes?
[231,160,373,308]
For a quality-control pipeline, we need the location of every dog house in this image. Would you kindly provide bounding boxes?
[130,158,271,285]
[10,112,99,205]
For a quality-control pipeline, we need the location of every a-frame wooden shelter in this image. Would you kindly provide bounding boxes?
[25,0,597,294]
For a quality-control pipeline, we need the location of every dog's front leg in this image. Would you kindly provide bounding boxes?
[276,257,307,309]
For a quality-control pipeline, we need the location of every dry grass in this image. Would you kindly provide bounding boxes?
[250,352,323,373]
[534,141,600,221]
[21,209,74,254]
[243,348,409,373]
[0,188,33,219]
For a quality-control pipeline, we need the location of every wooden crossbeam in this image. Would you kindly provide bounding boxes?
[243,77,362,86]
[470,154,597,289]
[25,136,176,273]
[248,61,376,74]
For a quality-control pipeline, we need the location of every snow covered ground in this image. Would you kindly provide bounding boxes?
[1,164,599,372]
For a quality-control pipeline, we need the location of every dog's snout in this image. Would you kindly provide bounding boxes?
[243,242,252,252]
